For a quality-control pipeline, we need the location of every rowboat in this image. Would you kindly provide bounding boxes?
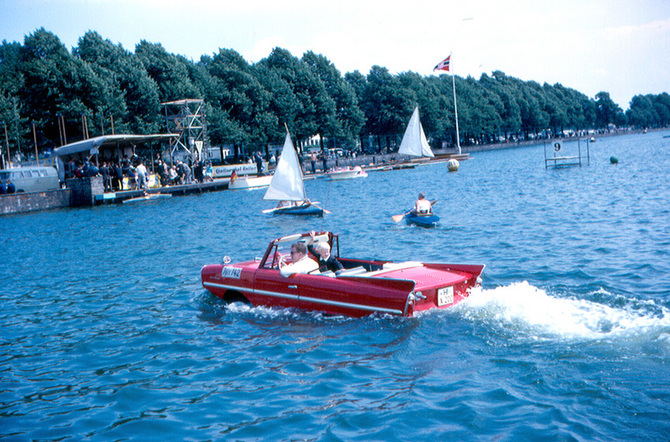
[122,193,172,204]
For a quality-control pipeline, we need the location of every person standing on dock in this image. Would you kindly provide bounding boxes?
[158,160,169,187]
[136,160,148,191]
[183,161,192,184]
[169,165,178,185]
[100,162,111,192]
[113,163,123,191]
[321,152,328,173]
[254,151,263,176]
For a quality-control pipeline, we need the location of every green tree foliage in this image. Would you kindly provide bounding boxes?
[302,51,364,149]
[16,29,119,153]
[626,93,670,128]
[135,41,201,104]
[360,66,414,151]
[595,92,625,129]
[200,48,275,147]
[397,71,442,137]
[0,40,25,160]
[75,31,161,135]
[2,30,667,161]
[257,47,337,146]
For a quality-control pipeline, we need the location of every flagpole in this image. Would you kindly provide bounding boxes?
[451,72,461,155]
[434,54,461,155]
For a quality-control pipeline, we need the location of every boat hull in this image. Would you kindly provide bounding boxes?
[327,167,368,180]
[228,175,273,189]
[405,212,439,228]
[122,193,172,204]
[273,203,323,216]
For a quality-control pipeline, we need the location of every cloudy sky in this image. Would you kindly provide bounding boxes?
[2,0,669,109]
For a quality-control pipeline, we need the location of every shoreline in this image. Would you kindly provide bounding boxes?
[311,127,662,172]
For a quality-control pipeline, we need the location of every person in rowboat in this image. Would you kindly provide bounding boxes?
[280,242,319,277]
[411,192,432,215]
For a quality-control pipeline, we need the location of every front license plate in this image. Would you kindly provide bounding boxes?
[437,286,454,306]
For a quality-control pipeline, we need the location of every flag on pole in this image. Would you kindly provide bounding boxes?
[434,55,451,72]
[230,170,238,184]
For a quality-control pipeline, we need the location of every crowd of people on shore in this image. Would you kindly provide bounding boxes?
[65,156,215,193]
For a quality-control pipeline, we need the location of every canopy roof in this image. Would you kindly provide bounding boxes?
[53,134,177,158]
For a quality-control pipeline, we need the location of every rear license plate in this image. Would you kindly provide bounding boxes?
[437,286,454,306]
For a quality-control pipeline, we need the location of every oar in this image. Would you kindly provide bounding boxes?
[392,199,438,222]
[311,203,331,214]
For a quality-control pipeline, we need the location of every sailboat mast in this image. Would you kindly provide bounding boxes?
[451,73,461,155]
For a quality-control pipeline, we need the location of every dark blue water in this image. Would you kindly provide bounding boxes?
[2,131,669,440]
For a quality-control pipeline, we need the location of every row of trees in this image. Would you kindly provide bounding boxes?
[1,29,669,160]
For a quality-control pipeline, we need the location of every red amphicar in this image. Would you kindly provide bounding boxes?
[201,232,485,318]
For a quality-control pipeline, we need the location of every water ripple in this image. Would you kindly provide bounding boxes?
[1,131,670,440]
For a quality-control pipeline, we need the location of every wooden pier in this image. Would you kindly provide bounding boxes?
[94,179,230,204]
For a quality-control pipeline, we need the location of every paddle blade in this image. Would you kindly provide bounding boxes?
[392,214,405,222]
[311,203,330,214]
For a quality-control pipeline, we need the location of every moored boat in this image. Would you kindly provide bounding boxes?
[228,174,273,190]
[201,231,484,317]
[122,193,172,204]
[326,166,368,180]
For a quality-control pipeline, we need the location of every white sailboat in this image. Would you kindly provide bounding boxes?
[326,165,368,180]
[262,130,326,216]
[228,174,273,189]
[398,105,435,159]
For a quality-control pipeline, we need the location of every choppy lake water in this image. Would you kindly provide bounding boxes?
[2,130,669,440]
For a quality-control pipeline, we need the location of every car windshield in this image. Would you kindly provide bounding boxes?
[262,242,294,270]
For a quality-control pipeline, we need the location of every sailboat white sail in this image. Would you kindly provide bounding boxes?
[398,106,434,158]
[263,131,306,202]
[262,129,326,216]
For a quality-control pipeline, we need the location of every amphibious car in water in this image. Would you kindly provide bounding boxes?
[201,232,484,318]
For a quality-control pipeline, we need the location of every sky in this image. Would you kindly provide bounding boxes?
[2,0,669,110]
